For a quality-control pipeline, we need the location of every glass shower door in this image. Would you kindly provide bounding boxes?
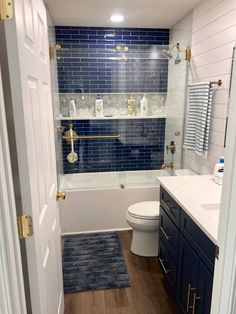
[164,44,189,174]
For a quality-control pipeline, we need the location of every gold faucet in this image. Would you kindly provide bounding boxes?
[161,162,174,170]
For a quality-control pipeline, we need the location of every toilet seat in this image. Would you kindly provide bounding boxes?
[128,201,160,220]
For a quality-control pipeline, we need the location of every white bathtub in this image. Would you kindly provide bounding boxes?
[59,170,169,234]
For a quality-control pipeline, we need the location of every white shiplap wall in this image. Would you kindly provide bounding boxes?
[183,0,236,174]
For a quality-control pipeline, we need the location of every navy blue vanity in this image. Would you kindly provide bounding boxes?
[159,186,216,314]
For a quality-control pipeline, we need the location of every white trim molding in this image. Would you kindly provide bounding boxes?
[0,57,26,313]
[211,44,236,313]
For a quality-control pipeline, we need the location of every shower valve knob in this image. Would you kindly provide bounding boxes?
[166,141,176,154]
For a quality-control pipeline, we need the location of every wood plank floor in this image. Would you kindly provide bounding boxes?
[64,231,179,314]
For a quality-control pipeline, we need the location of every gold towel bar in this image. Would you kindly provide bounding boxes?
[210,80,222,86]
[63,134,120,140]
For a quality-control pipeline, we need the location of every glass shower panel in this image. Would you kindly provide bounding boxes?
[47,25,64,191]
[164,45,189,174]
[53,43,187,188]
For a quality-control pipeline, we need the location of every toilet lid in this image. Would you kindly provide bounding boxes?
[128,201,160,220]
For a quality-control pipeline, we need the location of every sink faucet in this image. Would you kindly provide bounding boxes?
[161,162,174,170]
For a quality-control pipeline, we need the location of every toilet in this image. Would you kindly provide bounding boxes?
[126,201,160,257]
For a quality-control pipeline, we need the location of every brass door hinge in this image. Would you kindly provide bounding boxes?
[49,44,61,60]
[0,0,13,20]
[49,46,54,60]
[215,245,220,260]
[17,215,33,239]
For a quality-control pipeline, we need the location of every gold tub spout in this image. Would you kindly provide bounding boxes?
[161,162,174,170]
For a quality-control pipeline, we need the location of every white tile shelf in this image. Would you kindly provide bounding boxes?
[56,115,166,121]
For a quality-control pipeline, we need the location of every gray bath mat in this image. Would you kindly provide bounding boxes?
[62,232,130,293]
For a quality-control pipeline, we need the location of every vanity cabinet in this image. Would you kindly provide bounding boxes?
[177,235,213,314]
[158,186,215,314]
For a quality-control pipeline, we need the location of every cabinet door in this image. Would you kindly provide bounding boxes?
[177,235,200,314]
[159,238,177,294]
[160,206,179,263]
[195,262,213,314]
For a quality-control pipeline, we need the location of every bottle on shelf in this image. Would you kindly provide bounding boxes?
[95,95,104,118]
[140,93,148,116]
[127,96,135,116]
[61,99,69,117]
[69,99,77,118]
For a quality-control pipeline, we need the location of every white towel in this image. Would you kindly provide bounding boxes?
[183,82,213,156]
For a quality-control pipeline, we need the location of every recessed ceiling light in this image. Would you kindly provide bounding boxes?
[110,15,124,23]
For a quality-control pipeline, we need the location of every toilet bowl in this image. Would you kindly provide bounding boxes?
[126,201,160,257]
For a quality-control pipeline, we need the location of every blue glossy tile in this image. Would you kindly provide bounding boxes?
[56,26,169,94]
[61,118,166,174]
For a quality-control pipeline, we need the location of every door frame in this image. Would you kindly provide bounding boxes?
[210,42,236,313]
[0,60,27,313]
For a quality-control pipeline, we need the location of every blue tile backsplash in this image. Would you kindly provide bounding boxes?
[61,118,166,173]
[55,27,169,93]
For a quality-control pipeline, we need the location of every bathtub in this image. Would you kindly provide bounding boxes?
[59,170,169,234]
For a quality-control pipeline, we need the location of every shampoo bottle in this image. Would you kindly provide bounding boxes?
[140,93,148,116]
[127,96,135,116]
[213,156,224,178]
[95,95,103,117]
[69,99,77,118]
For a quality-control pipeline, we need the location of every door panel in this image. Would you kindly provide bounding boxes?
[196,262,213,314]
[4,0,64,312]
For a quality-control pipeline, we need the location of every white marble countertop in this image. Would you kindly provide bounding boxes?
[158,175,222,244]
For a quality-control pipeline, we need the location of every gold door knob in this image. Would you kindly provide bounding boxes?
[56,191,66,201]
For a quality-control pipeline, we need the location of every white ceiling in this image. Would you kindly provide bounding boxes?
[44,0,203,28]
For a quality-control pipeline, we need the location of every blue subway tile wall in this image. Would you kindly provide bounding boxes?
[55,27,169,93]
[61,118,165,173]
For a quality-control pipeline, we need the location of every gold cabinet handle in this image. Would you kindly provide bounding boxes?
[187,284,197,312]
[190,292,201,314]
[56,191,66,201]
[161,199,176,217]
[186,284,191,312]
[160,226,172,241]
[158,258,172,274]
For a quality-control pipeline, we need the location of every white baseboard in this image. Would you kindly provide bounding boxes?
[61,227,132,236]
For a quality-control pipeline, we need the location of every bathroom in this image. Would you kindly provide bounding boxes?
[0,0,236,313]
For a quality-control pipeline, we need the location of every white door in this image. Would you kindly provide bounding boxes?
[3,0,64,313]
[0,60,27,314]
